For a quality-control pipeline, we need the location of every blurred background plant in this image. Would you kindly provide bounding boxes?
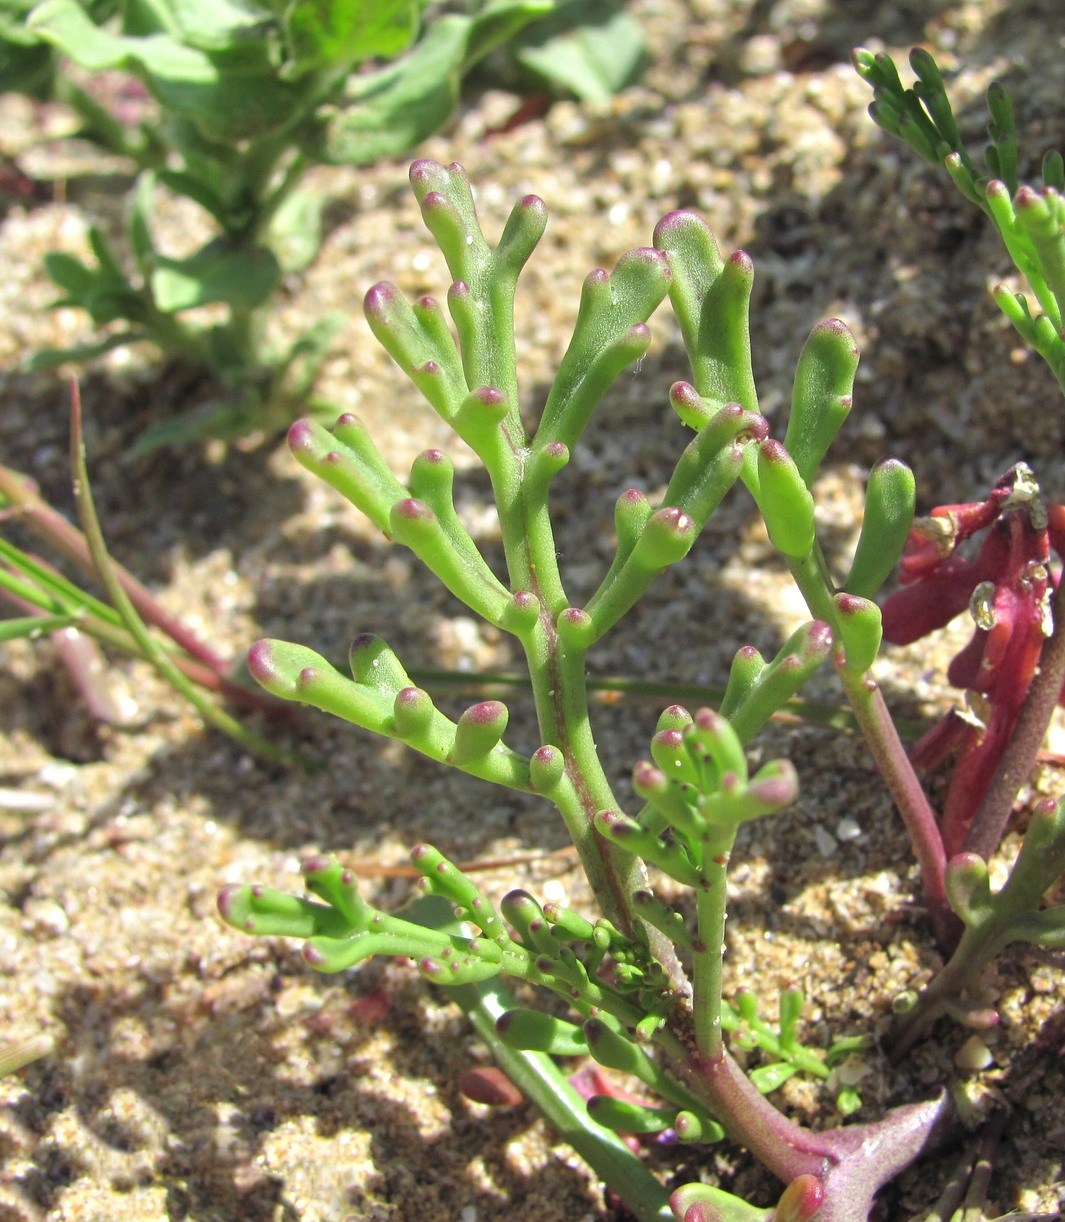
[0,0,645,449]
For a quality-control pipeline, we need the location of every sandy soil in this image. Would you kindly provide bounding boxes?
[2,1,1064,1219]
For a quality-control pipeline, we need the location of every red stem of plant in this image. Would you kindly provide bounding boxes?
[675,1040,954,1221]
[842,671,954,946]
[964,575,1065,859]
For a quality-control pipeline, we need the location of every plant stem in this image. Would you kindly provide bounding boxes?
[0,1034,54,1076]
[888,918,1004,1057]
[784,542,953,940]
[669,1026,954,1222]
[692,829,734,1059]
[454,973,673,1222]
[3,560,283,717]
[964,574,1065,859]
[841,671,953,945]
[407,666,912,733]
[531,621,651,933]
[508,598,687,989]
[407,894,674,1222]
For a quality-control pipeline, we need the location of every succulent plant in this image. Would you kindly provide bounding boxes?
[215,47,1065,1222]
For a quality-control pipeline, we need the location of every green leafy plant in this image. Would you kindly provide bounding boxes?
[217,52,1065,1222]
[7,0,632,446]
[473,0,646,105]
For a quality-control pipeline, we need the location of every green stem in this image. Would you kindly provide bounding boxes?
[0,464,229,671]
[511,608,687,990]
[692,829,735,1059]
[531,622,644,929]
[991,220,1060,326]
[0,1034,54,1077]
[248,147,310,242]
[786,545,841,624]
[0,573,229,693]
[405,666,925,737]
[220,301,269,386]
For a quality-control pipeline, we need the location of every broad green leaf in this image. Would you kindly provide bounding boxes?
[43,251,147,323]
[166,0,274,50]
[458,0,553,70]
[267,187,322,272]
[283,0,418,77]
[150,241,281,312]
[0,35,54,97]
[149,44,310,142]
[29,2,306,142]
[156,168,230,226]
[43,252,100,298]
[510,0,644,103]
[81,285,152,326]
[120,0,181,37]
[29,0,212,77]
[0,0,46,44]
[323,17,470,165]
[324,1,548,165]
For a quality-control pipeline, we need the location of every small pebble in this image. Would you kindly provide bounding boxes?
[954,1035,994,1072]
[836,816,861,841]
[24,899,70,936]
[457,1066,523,1107]
[814,825,838,857]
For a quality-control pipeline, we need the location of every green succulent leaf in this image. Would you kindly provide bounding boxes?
[832,593,882,678]
[586,1095,676,1135]
[784,318,859,487]
[754,439,816,558]
[653,211,757,413]
[496,1008,589,1056]
[844,458,916,599]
